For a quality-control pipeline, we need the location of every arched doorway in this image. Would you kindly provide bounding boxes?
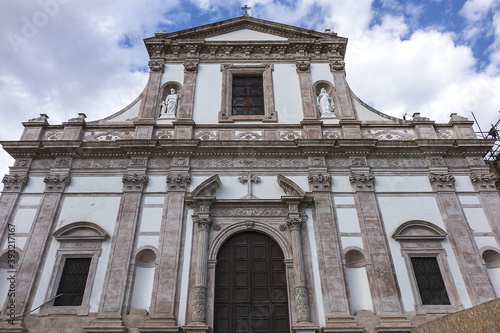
[214,231,290,332]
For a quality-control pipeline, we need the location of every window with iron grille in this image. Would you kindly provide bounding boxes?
[232,76,264,116]
[411,257,450,305]
[54,258,92,306]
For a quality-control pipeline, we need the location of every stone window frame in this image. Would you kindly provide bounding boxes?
[42,222,108,316]
[219,64,277,123]
[393,220,462,315]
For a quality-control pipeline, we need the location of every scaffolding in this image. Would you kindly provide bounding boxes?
[472,111,500,162]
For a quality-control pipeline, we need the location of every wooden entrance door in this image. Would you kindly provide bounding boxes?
[214,232,290,332]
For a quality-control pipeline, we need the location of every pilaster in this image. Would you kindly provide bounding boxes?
[470,172,500,246]
[174,60,198,139]
[20,114,49,141]
[330,61,356,120]
[138,59,165,121]
[61,113,86,140]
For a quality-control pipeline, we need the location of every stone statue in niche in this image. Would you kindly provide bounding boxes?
[161,88,179,117]
[317,88,335,116]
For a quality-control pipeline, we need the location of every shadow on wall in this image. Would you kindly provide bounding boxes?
[412,298,500,333]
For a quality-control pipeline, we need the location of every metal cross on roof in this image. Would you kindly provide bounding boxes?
[241,5,251,15]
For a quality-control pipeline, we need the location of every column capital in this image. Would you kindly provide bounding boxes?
[44,173,70,193]
[429,172,455,191]
[194,217,213,231]
[349,172,375,191]
[148,59,165,72]
[287,217,305,231]
[2,174,28,193]
[166,173,191,191]
[122,173,148,192]
[470,173,497,191]
[307,172,331,191]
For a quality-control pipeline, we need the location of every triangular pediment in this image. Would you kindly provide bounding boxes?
[205,29,288,41]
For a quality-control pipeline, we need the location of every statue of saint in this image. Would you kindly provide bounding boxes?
[317,88,334,116]
[161,88,179,116]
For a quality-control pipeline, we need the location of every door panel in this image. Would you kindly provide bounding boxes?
[214,232,290,333]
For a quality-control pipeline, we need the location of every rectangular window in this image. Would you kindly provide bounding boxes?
[54,258,92,306]
[411,257,450,305]
[232,76,264,116]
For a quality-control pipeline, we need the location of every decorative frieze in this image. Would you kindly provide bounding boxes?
[83,130,134,141]
[470,173,497,191]
[130,157,148,168]
[210,207,288,217]
[73,159,128,169]
[367,157,427,168]
[191,157,308,169]
[429,172,455,191]
[166,173,191,191]
[309,156,326,167]
[361,128,417,140]
[350,156,367,166]
[192,286,207,322]
[122,173,148,192]
[349,172,375,191]
[14,158,31,168]
[55,158,71,168]
[44,174,70,192]
[2,174,28,192]
[295,286,311,322]
[427,156,446,167]
[307,173,331,191]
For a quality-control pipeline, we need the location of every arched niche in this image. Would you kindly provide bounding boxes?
[482,248,500,269]
[53,221,109,242]
[130,246,159,312]
[392,220,447,241]
[313,80,335,96]
[342,247,373,313]
[344,248,368,268]
[159,81,183,116]
[135,247,158,268]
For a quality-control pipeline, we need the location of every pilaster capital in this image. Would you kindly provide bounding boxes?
[429,172,455,191]
[148,59,165,72]
[194,217,213,231]
[349,172,375,191]
[330,59,345,71]
[470,173,497,191]
[307,173,331,191]
[166,173,191,191]
[122,173,148,192]
[296,60,310,72]
[287,217,305,231]
[44,173,70,193]
[2,174,28,193]
[184,60,199,72]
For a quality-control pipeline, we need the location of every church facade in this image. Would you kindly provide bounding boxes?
[1,15,500,333]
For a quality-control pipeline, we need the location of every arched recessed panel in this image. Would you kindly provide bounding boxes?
[53,222,109,242]
[482,249,500,269]
[392,220,447,241]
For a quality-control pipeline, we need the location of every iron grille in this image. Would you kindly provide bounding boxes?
[54,258,91,306]
[232,76,264,115]
[411,257,450,305]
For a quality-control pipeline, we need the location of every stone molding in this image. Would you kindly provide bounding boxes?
[122,173,148,192]
[429,172,455,191]
[191,174,221,197]
[2,174,28,192]
[43,174,70,192]
[307,172,331,191]
[277,174,305,196]
[349,172,375,191]
[166,173,191,191]
[470,173,497,191]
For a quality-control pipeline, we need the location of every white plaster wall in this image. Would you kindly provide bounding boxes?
[346,267,373,313]
[353,98,393,122]
[66,176,123,193]
[140,207,163,233]
[474,236,499,250]
[441,239,472,308]
[2,237,27,253]
[137,235,159,249]
[192,64,222,124]
[205,29,288,41]
[19,195,41,205]
[487,268,500,297]
[107,99,141,122]
[144,196,165,205]
[178,210,194,326]
[273,64,303,124]
[310,63,334,86]
[332,175,354,193]
[22,177,45,193]
[130,266,155,311]
[12,208,37,233]
[455,175,475,192]
[56,196,121,231]
[145,176,168,193]
[89,241,112,312]
[161,64,185,86]
[464,208,491,232]
[334,196,355,205]
[337,208,361,233]
[458,195,480,205]
[341,237,364,250]
[375,176,433,193]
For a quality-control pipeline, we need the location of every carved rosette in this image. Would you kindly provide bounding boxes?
[122,173,148,192]
[470,173,497,191]
[192,286,207,322]
[349,172,375,191]
[287,217,304,231]
[166,173,191,191]
[307,173,332,191]
[2,174,28,192]
[429,172,455,191]
[294,286,311,322]
[44,174,70,192]
[195,217,213,231]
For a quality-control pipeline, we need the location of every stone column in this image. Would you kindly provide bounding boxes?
[85,173,148,332]
[429,172,496,305]
[144,172,190,330]
[12,173,69,314]
[350,171,403,315]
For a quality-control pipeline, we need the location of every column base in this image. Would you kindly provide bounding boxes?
[292,323,319,333]
[181,323,212,333]
[83,317,126,333]
[322,315,364,332]
[139,315,180,332]
[376,315,413,333]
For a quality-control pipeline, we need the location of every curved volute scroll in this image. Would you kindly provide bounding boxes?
[392,220,447,241]
[277,174,305,197]
[53,221,109,242]
[190,174,222,198]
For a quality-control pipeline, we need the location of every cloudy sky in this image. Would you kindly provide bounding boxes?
[1,0,499,176]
